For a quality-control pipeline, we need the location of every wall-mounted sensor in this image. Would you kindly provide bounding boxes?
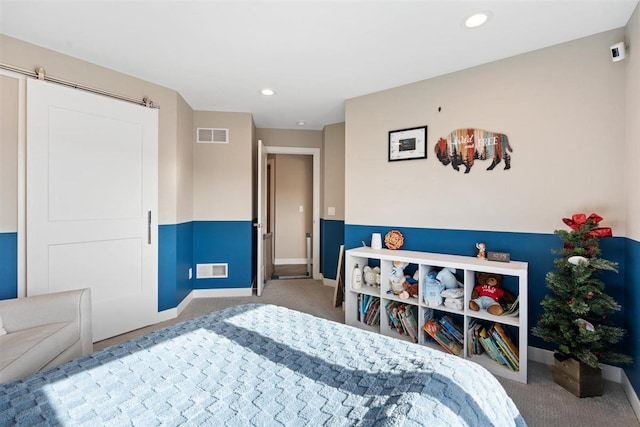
[610,42,626,62]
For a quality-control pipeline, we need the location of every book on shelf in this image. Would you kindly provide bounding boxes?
[490,324,519,370]
[438,315,464,345]
[403,305,418,341]
[467,320,485,357]
[501,296,520,317]
[365,299,380,326]
[358,294,380,326]
[423,319,462,356]
[478,327,507,366]
[475,323,519,372]
[385,302,418,342]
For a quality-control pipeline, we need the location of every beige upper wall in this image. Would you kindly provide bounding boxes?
[256,128,322,149]
[345,29,627,235]
[273,154,313,261]
[193,111,254,221]
[0,74,18,232]
[626,5,640,241]
[176,93,194,224]
[322,122,345,221]
[0,34,184,225]
[251,118,257,221]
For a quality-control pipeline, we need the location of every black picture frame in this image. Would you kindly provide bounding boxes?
[388,126,427,162]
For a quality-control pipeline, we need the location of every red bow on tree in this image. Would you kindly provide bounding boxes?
[562,213,612,238]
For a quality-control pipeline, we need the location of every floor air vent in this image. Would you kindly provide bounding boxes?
[197,128,229,144]
[196,263,228,279]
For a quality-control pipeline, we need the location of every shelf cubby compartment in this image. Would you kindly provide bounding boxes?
[421,311,465,357]
[353,293,381,333]
[467,319,521,382]
[380,259,419,301]
[419,264,465,319]
[381,300,419,343]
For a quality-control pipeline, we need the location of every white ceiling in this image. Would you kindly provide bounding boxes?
[1,1,637,130]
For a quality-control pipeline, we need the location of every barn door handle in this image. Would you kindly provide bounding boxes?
[147,211,152,245]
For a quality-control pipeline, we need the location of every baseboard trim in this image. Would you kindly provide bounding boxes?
[155,307,178,323]
[191,288,253,298]
[528,346,621,382]
[274,258,307,265]
[528,345,638,421]
[622,370,640,421]
[323,277,337,288]
[177,292,194,315]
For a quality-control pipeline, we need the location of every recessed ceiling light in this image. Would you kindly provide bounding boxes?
[465,12,490,28]
[260,88,275,96]
[297,121,306,126]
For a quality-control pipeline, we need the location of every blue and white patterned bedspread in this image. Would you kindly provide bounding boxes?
[0,304,526,426]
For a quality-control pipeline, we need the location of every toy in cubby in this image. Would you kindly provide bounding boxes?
[422,267,464,309]
[469,272,515,316]
[388,261,419,300]
[363,265,381,288]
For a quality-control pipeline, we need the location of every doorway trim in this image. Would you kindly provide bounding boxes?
[0,68,26,298]
[263,146,320,279]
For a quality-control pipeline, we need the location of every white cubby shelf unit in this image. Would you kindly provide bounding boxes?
[344,246,529,383]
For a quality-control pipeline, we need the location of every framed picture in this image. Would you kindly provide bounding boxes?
[388,126,427,162]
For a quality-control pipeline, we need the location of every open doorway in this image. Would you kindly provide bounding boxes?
[270,153,313,279]
[257,145,320,291]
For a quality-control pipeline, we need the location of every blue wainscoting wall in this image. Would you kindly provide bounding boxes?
[192,220,253,290]
[344,224,627,352]
[320,219,345,280]
[158,225,178,311]
[159,221,251,310]
[176,222,194,306]
[0,232,17,300]
[159,222,194,311]
[624,238,640,394]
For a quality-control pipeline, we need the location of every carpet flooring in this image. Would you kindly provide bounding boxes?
[95,278,639,427]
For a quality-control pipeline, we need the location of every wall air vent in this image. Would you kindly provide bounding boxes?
[196,263,228,279]
[197,128,229,144]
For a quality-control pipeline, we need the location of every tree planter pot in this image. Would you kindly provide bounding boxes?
[552,352,603,398]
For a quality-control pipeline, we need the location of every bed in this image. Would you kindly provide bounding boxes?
[0,304,526,426]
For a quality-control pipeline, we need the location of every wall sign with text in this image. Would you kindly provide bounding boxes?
[434,128,513,173]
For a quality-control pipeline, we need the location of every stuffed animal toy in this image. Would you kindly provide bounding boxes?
[389,261,408,294]
[363,266,376,287]
[403,278,419,298]
[436,268,462,289]
[469,272,514,315]
[423,271,444,307]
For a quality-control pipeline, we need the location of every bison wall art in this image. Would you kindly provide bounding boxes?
[435,129,512,173]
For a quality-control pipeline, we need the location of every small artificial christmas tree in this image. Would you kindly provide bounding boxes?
[532,213,632,368]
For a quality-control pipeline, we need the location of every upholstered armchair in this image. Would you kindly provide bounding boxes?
[0,288,93,383]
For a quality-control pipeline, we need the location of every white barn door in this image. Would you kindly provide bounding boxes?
[26,79,158,342]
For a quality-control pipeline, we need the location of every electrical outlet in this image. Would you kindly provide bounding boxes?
[188,268,192,279]
[299,205,304,213]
